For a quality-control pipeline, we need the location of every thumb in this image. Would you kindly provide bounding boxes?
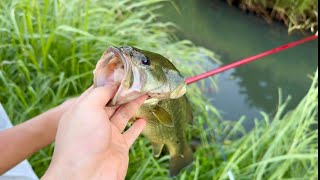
[81,83,119,107]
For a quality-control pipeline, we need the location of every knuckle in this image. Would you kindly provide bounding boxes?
[118,111,130,120]
[130,100,142,109]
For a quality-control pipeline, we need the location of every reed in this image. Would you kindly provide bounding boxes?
[226,0,318,33]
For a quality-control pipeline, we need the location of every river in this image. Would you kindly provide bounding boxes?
[159,0,318,129]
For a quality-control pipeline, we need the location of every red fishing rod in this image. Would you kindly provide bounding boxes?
[186,34,318,84]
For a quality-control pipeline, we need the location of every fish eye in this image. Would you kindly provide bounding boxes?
[141,55,150,65]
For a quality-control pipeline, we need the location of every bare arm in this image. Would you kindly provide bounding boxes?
[0,100,75,174]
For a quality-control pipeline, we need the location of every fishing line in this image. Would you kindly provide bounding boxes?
[186,34,318,84]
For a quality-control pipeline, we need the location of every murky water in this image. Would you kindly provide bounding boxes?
[159,0,318,129]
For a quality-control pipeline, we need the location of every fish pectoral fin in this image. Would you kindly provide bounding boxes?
[151,142,164,158]
[152,106,174,127]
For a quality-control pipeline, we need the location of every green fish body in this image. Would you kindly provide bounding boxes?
[134,96,193,176]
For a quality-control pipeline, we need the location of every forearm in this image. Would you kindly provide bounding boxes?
[0,107,62,174]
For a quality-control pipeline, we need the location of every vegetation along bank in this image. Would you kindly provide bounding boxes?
[226,0,318,33]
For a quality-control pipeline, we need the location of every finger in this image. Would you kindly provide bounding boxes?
[123,119,147,147]
[76,86,93,104]
[110,95,148,132]
[59,97,78,110]
[81,83,118,107]
[104,105,120,117]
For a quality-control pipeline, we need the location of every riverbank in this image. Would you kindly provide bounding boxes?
[226,0,318,33]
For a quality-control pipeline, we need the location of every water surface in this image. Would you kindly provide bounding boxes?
[160,0,318,129]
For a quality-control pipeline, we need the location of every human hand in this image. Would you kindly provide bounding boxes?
[53,97,78,117]
[45,97,78,134]
[43,83,148,180]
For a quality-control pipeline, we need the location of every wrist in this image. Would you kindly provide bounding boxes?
[42,154,122,180]
[42,159,99,180]
[42,158,79,180]
[29,106,63,147]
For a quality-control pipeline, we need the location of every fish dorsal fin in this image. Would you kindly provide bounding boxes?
[152,105,174,127]
[151,142,164,157]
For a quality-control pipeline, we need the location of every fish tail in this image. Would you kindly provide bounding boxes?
[169,146,193,177]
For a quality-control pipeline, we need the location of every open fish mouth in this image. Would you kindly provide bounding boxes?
[94,46,150,106]
[93,46,135,106]
[94,46,130,87]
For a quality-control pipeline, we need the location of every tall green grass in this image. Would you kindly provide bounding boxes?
[0,0,216,176]
[0,0,216,123]
[226,0,318,33]
[0,0,318,179]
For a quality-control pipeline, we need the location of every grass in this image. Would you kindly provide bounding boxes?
[226,0,318,33]
[0,0,318,179]
[125,70,318,180]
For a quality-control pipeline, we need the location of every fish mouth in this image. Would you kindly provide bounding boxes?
[105,46,129,85]
[93,46,131,105]
[94,46,150,106]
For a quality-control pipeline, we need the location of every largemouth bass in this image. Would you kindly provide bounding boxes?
[93,46,193,176]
